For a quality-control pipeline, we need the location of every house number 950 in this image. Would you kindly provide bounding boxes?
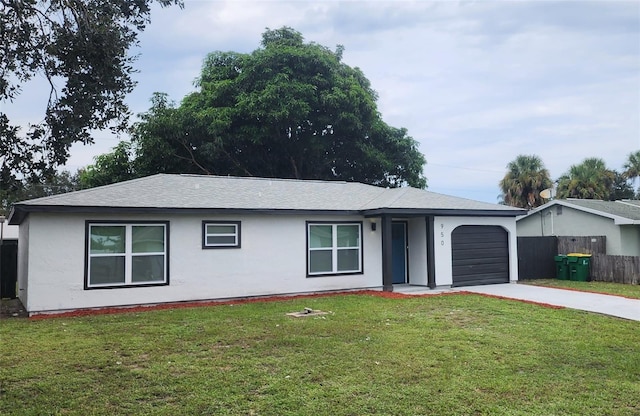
[440,224,445,246]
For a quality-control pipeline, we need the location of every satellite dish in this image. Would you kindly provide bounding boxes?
[540,188,554,199]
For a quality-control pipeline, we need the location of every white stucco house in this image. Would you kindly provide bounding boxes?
[516,199,640,256]
[8,174,525,315]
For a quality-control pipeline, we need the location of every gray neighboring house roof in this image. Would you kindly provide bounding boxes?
[9,174,524,224]
[517,199,640,225]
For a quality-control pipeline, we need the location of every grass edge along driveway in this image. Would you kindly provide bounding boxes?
[521,279,640,299]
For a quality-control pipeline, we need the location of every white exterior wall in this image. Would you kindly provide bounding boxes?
[618,225,640,256]
[433,216,519,287]
[23,212,383,314]
[17,219,29,308]
[2,224,19,240]
[406,217,428,285]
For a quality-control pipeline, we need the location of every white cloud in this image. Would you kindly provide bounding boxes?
[5,0,638,203]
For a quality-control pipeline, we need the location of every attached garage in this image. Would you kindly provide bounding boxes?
[451,225,509,287]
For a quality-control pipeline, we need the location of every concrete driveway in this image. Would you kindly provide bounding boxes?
[396,283,640,321]
[458,284,639,321]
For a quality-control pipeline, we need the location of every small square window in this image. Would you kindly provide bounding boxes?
[203,221,241,249]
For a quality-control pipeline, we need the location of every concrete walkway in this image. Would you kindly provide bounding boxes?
[394,283,640,321]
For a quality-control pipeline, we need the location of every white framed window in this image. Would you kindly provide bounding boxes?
[307,222,362,276]
[85,222,169,289]
[202,221,241,248]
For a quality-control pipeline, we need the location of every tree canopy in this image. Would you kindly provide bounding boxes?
[623,150,640,194]
[498,154,553,209]
[84,27,427,189]
[0,0,182,209]
[556,158,616,200]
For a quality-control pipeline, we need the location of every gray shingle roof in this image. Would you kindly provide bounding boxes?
[9,174,523,223]
[518,199,640,224]
[561,199,640,221]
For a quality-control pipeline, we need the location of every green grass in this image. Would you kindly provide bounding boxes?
[1,294,639,415]
[522,279,640,299]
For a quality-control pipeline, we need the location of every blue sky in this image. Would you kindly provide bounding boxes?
[4,0,640,203]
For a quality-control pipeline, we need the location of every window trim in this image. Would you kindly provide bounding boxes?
[202,221,241,249]
[84,220,170,290]
[306,221,363,277]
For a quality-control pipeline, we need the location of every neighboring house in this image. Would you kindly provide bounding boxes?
[8,174,525,315]
[1,223,19,241]
[516,199,640,256]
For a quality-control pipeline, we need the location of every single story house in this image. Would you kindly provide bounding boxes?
[516,199,640,256]
[8,174,525,315]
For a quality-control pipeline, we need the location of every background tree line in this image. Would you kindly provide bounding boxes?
[498,151,640,209]
[2,27,428,214]
[1,0,635,216]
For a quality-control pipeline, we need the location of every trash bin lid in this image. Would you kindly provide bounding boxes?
[567,253,592,257]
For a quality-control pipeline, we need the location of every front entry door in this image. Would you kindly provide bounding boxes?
[392,222,408,284]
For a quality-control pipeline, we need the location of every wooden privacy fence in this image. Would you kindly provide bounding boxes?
[517,236,557,280]
[557,236,606,255]
[517,235,639,284]
[591,254,640,285]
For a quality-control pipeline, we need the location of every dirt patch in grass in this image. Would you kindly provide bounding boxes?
[28,290,415,320]
[26,288,569,321]
[0,298,27,319]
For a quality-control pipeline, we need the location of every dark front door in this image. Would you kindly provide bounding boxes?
[392,222,407,284]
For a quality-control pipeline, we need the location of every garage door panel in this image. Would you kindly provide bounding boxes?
[451,225,509,287]
[455,234,505,244]
[453,262,509,273]
[454,275,510,286]
[453,248,508,260]
[453,240,508,249]
[453,257,508,270]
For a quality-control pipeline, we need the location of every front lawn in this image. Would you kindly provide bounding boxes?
[522,279,640,299]
[0,293,638,415]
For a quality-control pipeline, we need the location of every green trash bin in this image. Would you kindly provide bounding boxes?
[554,255,569,280]
[568,253,591,281]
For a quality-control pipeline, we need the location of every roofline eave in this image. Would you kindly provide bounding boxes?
[362,208,526,217]
[9,204,526,224]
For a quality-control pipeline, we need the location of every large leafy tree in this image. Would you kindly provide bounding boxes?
[85,27,427,189]
[77,142,136,189]
[498,154,553,209]
[556,158,615,199]
[0,0,182,203]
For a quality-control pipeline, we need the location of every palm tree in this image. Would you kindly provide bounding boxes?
[556,158,615,199]
[498,154,553,209]
[622,150,640,196]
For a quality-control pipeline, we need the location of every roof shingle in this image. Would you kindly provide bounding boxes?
[9,174,523,223]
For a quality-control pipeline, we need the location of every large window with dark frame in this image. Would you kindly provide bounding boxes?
[307,222,362,276]
[202,221,241,248]
[86,222,169,288]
